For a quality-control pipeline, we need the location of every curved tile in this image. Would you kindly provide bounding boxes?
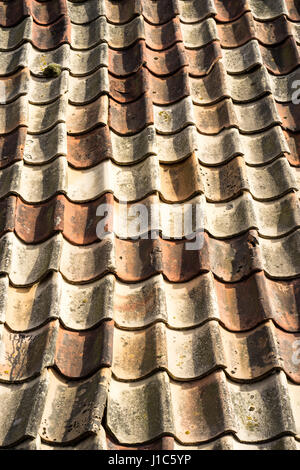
[2,272,62,332]
[109,67,190,105]
[109,67,148,104]
[214,0,250,22]
[186,40,222,76]
[178,0,217,23]
[181,17,218,49]
[142,0,179,25]
[270,69,300,103]
[0,97,28,134]
[248,0,289,20]
[55,321,113,378]
[0,17,32,51]
[105,0,141,25]
[112,320,300,382]
[286,0,300,21]
[67,95,108,134]
[0,41,110,78]
[154,97,194,134]
[0,156,159,203]
[41,428,107,449]
[0,95,69,135]
[106,434,174,451]
[68,43,108,76]
[0,127,27,169]
[284,130,300,167]
[174,435,300,450]
[70,16,106,50]
[144,17,183,50]
[0,0,31,28]
[10,193,115,244]
[67,155,160,203]
[28,71,69,104]
[23,123,67,164]
[0,322,57,382]
[0,373,48,447]
[0,367,110,447]
[190,62,272,105]
[67,0,105,25]
[277,102,300,132]
[68,68,109,104]
[109,94,153,135]
[108,16,144,49]
[108,40,145,77]
[39,368,110,444]
[90,433,300,451]
[67,125,112,168]
[0,68,29,104]
[69,125,195,167]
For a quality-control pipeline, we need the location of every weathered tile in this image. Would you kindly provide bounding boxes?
[107,370,300,444]
[1,0,300,451]
[112,320,300,382]
[0,373,48,447]
[39,368,110,444]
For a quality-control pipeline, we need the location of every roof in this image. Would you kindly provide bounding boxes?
[0,0,300,450]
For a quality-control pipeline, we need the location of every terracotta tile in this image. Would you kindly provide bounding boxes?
[105,0,141,24]
[0,127,26,168]
[214,0,250,22]
[144,17,183,50]
[142,0,179,24]
[109,94,153,134]
[277,102,300,132]
[67,126,112,168]
[55,321,114,378]
[1,0,300,450]
[284,130,300,166]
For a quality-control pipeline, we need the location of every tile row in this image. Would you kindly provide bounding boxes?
[1,14,300,55]
[1,191,300,244]
[1,123,297,169]
[1,368,299,447]
[1,39,299,80]
[0,93,298,136]
[0,229,300,284]
[1,270,300,333]
[0,154,298,203]
[0,318,299,382]
[2,0,300,28]
[2,63,300,107]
